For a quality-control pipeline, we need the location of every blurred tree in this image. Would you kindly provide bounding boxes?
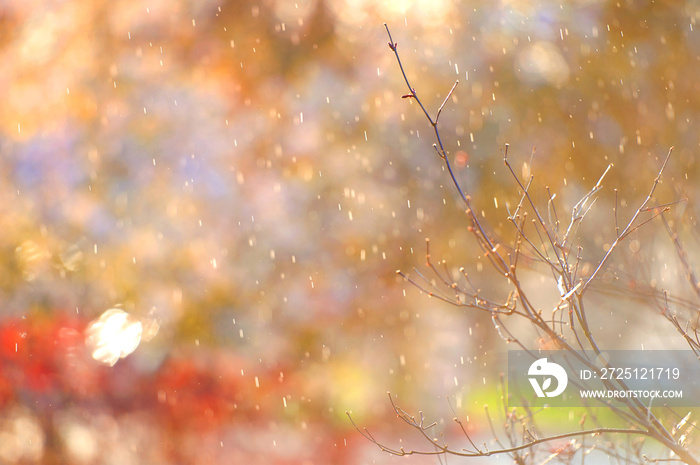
[1,0,700,463]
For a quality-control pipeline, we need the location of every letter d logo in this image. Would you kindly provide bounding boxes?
[528,358,568,397]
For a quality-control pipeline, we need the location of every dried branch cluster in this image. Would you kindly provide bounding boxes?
[347,25,700,465]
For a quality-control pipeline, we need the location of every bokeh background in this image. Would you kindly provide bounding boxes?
[1,0,700,464]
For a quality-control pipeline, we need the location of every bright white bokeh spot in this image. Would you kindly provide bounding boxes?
[57,418,98,463]
[85,309,143,366]
[516,41,570,86]
[0,410,44,463]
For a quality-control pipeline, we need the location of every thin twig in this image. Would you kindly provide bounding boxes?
[582,147,674,293]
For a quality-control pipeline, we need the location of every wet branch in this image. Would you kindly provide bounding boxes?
[353,23,699,465]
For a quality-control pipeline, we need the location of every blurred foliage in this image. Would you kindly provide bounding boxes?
[0,0,699,463]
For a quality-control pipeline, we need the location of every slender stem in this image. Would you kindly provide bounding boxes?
[582,147,673,293]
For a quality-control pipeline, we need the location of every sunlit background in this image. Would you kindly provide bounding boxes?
[1,0,700,463]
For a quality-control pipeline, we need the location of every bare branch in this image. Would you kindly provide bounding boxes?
[582,147,674,293]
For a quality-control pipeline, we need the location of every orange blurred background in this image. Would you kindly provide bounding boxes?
[1,0,699,463]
